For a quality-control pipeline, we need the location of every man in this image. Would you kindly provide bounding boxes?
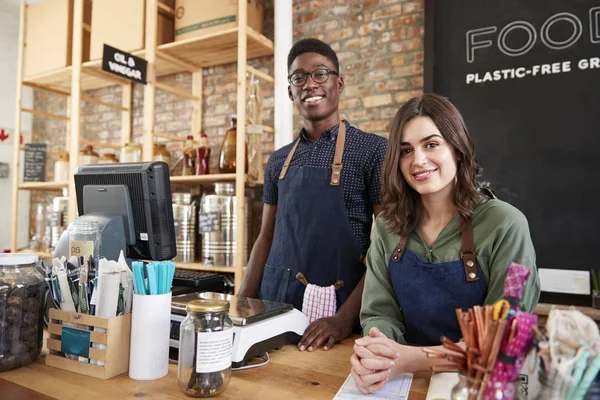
[239,38,387,352]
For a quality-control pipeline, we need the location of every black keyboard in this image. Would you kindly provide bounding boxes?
[172,269,223,289]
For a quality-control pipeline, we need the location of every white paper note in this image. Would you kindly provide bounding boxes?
[334,373,413,400]
[426,372,459,400]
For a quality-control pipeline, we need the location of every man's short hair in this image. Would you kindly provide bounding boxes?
[287,38,340,73]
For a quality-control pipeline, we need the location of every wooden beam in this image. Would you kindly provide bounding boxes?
[156,2,175,16]
[246,65,274,84]
[81,66,131,85]
[21,108,69,121]
[155,50,199,72]
[143,0,158,161]
[155,82,200,101]
[11,0,26,252]
[69,0,85,224]
[22,81,70,97]
[82,23,91,32]
[261,125,275,134]
[234,0,248,294]
[192,70,202,140]
[121,83,132,146]
[80,94,128,111]
[80,139,121,150]
[154,131,186,142]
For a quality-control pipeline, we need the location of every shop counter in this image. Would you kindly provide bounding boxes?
[0,336,432,399]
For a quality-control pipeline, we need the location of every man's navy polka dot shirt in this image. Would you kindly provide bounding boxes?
[263,120,388,255]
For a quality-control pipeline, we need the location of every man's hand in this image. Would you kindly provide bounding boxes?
[297,315,352,352]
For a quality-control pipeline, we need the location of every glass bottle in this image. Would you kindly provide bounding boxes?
[218,118,248,174]
[54,152,70,182]
[195,133,210,175]
[178,299,233,398]
[0,254,45,372]
[153,143,172,168]
[247,77,263,126]
[182,136,196,176]
[29,203,47,251]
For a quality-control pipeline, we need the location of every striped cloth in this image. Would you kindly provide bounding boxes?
[302,284,337,323]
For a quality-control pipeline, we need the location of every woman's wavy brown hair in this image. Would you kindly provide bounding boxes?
[380,93,481,236]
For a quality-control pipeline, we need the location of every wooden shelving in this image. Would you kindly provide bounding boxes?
[176,262,236,274]
[12,0,272,293]
[22,27,274,92]
[18,182,68,191]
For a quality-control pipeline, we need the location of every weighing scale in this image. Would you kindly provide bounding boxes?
[170,292,309,367]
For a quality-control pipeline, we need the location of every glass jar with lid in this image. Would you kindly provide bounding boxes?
[0,254,45,372]
[178,299,233,398]
[79,145,99,165]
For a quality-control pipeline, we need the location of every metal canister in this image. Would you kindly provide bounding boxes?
[48,196,68,251]
[172,193,197,263]
[199,183,251,267]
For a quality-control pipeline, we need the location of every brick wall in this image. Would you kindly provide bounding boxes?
[27,0,425,249]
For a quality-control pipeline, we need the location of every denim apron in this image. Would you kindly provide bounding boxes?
[388,217,487,345]
[259,122,365,311]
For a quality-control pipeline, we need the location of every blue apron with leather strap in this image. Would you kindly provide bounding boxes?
[259,122,365,311]
[388,217,488,345]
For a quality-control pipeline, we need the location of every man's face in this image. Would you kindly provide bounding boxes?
[288,53,344,123]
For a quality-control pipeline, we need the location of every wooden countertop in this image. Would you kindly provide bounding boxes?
[535,302,600,321]
[0,337,432,400]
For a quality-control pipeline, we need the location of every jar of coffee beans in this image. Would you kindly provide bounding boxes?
[178,299,233,398]
[0,254,45,372]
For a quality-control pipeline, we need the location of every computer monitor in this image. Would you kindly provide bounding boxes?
[74,161,176,261]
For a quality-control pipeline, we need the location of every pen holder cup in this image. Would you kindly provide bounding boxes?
[45,308,132,379]
[129,292,172,380]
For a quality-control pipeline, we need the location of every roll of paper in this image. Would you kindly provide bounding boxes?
[129,292,172,380]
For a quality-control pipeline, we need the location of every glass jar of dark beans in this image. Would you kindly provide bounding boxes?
[0,254,45,372]
[178,299,233,398]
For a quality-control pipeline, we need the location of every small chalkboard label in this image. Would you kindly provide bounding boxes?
[199,212,220,233]
[102,44,147,84]
[23,143,46,182]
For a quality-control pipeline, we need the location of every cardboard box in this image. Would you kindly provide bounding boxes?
[174,0,264,42]
[46,308,131,380]
[25,0,91,78]
[90,0,175,61]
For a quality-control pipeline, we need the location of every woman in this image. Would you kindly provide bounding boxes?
[351,94,540,393]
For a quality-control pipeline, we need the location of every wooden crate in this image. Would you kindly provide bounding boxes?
[46,308,131,380]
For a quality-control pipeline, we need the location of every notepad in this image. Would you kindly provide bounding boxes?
[333,373,413,400]
[425,372,459,400]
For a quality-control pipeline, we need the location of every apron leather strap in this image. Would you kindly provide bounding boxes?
[279,138,301,180]
[279,121,346,186]
[459,216,478,282]
[392,216,479,282]
[330,121,346,186]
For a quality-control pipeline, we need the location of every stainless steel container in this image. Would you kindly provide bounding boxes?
[172,193,197,263]
[199,183,251,267]
[49,196,68,251]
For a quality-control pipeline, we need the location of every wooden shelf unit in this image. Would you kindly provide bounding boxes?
[22,27,274,92]
[11,0,274,293]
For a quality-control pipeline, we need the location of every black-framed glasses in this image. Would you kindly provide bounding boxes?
[287,68,339,87]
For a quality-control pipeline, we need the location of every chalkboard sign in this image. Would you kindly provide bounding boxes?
[198,212,220,233]
[23,143,46,182]
[102,44,147,84]
[425,1,600,304]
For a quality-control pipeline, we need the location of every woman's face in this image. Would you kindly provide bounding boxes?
[399,116,458,199]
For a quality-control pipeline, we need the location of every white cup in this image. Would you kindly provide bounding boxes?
[128,292,172,380]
